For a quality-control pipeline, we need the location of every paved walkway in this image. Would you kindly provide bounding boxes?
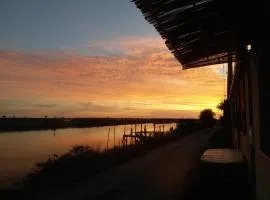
[41,127,219,200]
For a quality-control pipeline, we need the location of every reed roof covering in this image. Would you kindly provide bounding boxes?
[132,0,264,69]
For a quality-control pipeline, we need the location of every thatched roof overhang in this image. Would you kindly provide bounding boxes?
[132,0,268,69]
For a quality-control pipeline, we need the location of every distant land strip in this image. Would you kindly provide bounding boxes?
[0,117,196,132]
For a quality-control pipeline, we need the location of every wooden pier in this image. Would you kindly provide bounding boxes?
[121,124,168,146]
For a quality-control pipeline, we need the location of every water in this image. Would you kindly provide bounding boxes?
[0,123,176,186]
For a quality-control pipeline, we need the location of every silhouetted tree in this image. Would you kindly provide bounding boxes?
[217,99,228,125]
[217,99,228,112]
[199,109,216,127]
[200,109,215,120]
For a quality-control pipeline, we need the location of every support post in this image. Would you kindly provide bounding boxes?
[227,52,233,97]
[225,51,233,143]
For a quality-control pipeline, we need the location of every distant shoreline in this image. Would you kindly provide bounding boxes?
[0,117,195,132]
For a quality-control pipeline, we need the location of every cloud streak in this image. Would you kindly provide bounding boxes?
[0,36,226,118]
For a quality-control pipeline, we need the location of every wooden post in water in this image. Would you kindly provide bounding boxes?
[134,124,137,144]
[130,127,133,145]
[163,125,165,134]
[123,126,126,146]
[107,128,110,150]
[144,125,147,136]
[113,126,116,148]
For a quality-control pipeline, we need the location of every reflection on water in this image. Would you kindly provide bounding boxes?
[0,123,175,186]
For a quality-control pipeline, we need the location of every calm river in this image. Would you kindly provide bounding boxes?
[0,123,176,186]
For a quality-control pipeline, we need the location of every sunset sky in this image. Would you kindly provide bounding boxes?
[0,0,226,118]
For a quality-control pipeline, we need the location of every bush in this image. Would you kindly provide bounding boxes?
[199,109,216,127]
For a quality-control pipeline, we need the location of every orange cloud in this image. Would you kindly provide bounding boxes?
[0,36,226,118]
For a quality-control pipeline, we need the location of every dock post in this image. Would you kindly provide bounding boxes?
[123,127,126,147]
[144,125,147,136]
[113,126,116,148]
[130,127,133,145]
[107,128,110,150]
[163,125,165,134]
